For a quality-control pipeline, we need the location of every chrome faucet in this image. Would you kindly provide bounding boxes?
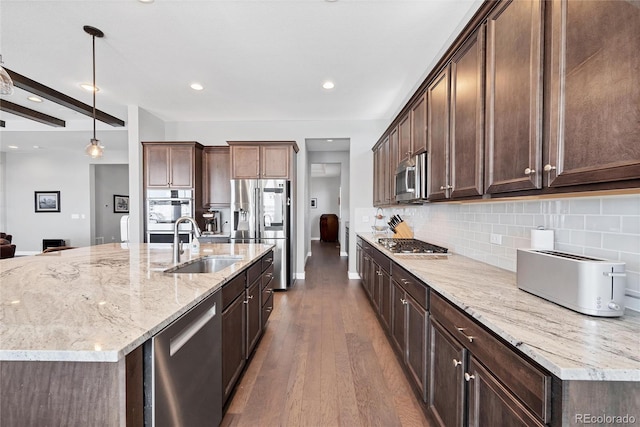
[173,216,202,264]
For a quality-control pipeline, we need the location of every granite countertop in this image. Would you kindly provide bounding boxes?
[358,233,640,382]
[0,242,272,363]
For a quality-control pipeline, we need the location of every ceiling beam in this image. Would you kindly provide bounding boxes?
[0,100,66,127]
[5,68,125,127]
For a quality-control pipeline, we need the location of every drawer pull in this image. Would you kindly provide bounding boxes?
[452,358,462,368]
[456,327,474,343]
[400,298,408,305]
[377,270,383,276]
[464,373,475,382]
[401,278,410,284]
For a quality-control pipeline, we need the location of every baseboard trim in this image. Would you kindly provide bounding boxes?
[348,272,361,280]
[311,237,320,241]
[295,272,306,280]
[340,251,348,257]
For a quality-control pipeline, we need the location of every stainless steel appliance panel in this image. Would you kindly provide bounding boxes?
[260,237,290,291]
[395,152,428,203]
[146,189,194,236]
[231,180,259,240]
[145,289,222,426]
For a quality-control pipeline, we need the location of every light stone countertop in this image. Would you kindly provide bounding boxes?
[0,242,273,363]
[358,233,640,382]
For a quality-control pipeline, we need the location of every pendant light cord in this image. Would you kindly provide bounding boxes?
[92,33,97,141]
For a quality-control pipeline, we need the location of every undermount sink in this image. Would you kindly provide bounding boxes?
[164,256,243,274]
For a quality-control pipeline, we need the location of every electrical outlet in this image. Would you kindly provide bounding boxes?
[490,234,502,245]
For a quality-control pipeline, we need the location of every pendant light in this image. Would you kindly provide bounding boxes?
[0,54,14,95]
[84,25,105,158]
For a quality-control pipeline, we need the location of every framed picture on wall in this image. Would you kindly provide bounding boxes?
[114,195,129,213]
[310,198,317,209]
[34,191,60,213]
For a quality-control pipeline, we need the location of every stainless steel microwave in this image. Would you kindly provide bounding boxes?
[395,153,427,203]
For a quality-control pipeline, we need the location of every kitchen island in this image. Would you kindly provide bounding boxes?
[357,233,640,425]
[0,242,273,426]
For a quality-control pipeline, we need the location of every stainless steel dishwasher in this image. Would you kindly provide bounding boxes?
[144,289,222,427]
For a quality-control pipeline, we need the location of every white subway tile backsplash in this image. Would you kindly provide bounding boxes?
[569,198,601,214]
[586,215,621,232]
[401,194,639,309]
[602,195,640,215]
[602,233,640,253]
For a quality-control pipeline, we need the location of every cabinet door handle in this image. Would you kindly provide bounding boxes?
[456,327,474,343]
[524,167,536,176]
[452,358,462,368]
[440,185,453,190]
[377,270,383,276]
[543,164,556,172]
[464,373,475,382]
[400,298,408,305]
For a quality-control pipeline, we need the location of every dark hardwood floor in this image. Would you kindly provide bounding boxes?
[221,240,430,427]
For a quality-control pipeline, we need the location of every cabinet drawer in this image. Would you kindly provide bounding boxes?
[392,263,428,309]
[430,292,551,423]
[262,264,274,291]
[371,247,391,273]
[222,273,246,310]
[247,260,263,286]
[261,250,274,272]
[262,293,274,327]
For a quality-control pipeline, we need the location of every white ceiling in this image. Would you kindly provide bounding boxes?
[0,0,482,150]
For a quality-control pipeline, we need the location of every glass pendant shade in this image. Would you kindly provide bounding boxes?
[0,65,14,95]
[85,138,104,158]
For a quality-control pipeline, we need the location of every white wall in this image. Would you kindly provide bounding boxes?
[0,152,6,232]
[310,176,341,239]
[6,148,128,253]
[377,193,640,312]
[93,164,129,244]
[165,119,383,280]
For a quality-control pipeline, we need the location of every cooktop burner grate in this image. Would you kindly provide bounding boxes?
[377,238,449,254]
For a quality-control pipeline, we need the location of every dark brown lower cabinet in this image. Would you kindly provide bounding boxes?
[429,319,466,427]
[379,267,392,330]
[222,293,246,404]
[246,276,262,358]
[467,356,544,427]
[390,280,406,355]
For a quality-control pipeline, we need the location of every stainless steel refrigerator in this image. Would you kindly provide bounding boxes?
[230,179,291,290]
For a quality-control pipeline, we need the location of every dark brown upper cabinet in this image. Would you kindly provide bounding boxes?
[484,0,544,194]
[427,67,451,201]
[203,146,231,207]
[546,0,640,188]
[398,113,412,164]
[411,92,428,156]
[450,26,485,199]
[143,142,202,189]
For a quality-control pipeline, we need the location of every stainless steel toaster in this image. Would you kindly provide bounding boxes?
[516,249,626,317]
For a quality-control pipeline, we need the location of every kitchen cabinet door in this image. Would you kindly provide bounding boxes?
[144,144,195,188]
[429,319,466,427]
[231,145,260,179]
[145,145,170,187]
[390,280,406,356]
[169,146,194,188]
[246,278,262,357]
[450,26,485,199]
[406,294,428,402]
[379,267,392,331]
[411,93,427,156]
[428,67,451,201]
[203,147,231,207]
[546,0,640,188]
[467,356,544,427]
[261,145,290,179]
[484,0,543,194]
[222,294,246,404]
[398,113,412,163]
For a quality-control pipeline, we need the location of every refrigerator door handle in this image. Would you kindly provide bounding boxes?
[255,186,261,240]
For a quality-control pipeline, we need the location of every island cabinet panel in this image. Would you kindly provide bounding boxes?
[0,359,125,426]
[222,274,247,405]
[427,67,451,201]
[246,277,262,357]
[203,146,231,207]
[449,26,485,199]
[546,0,640,188]
[484,0,543,194]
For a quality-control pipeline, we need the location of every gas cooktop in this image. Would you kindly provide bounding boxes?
[377,238,449,255]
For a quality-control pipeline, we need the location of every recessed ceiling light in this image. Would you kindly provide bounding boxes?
[325,0,338,2]
[81,83,99,92]
[27,96,43,103]
[327,139,333,142]
[8,145,18,149]
[322,81,335,90]
[138,0,154,3]
[190,83,204,91]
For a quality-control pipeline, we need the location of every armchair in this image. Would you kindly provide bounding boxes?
[0,233,15,259]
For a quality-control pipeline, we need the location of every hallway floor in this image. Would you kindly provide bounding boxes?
[221,240,430,427]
